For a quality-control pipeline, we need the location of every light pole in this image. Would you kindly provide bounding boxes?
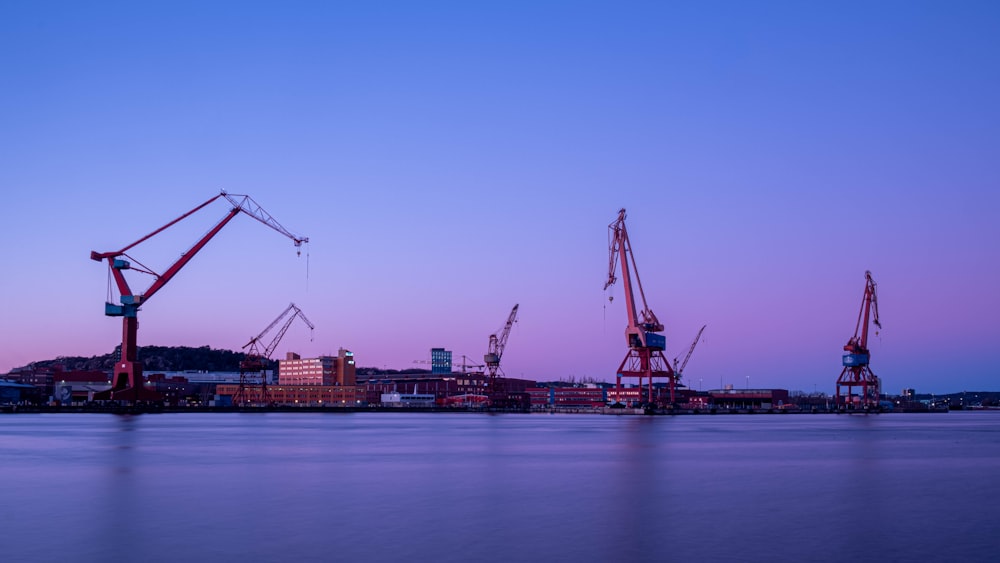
[746,375,749,390]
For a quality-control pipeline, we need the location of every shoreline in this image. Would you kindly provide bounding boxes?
[0,404,954,415]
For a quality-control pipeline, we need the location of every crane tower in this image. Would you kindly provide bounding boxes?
[836,270,882,410]
[485,304,519,406]
[91,191,307,402]
[605,208,677,406]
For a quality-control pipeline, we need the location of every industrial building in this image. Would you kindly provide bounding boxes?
[279,349,356,386]
[430,348,452,375]
[707,388,791,410]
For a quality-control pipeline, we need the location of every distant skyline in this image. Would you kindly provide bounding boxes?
[2,1,998,394]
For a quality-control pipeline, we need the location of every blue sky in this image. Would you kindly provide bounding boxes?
[1,1,998,394]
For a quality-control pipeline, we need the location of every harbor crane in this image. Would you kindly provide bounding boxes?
[836,270,882,410]
[90,191,307,401]
[604,208,676,406]
[484,304,519,406]
[235,303,315,406]
[414,355,484,373]
[674,324,707,378]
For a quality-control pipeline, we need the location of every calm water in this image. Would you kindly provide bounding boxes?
[1,411,998,562]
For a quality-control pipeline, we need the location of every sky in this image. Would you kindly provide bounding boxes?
[1,1,998,394]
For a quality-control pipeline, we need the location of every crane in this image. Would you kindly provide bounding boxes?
[235,303,315,406]
[605,208,676,406]
[484,304,519,405]
[836,270,882,410]
[412,354,484,373]
[90,191,307,401]
[673,324,707,378]
[454,354,485,374]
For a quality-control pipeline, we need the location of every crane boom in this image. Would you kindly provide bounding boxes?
[243,303,315,360]
[674,324,707,376]
[91,191,307,401]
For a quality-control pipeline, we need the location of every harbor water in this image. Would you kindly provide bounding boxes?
[1,411,998,562]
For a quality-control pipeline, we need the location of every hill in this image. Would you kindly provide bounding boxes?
[21,345,246,373]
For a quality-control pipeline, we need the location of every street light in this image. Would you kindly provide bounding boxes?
[746,375,749,390]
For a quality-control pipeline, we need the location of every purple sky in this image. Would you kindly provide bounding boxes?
[2,1,998,394]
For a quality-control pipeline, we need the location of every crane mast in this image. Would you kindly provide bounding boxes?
[235,303,315,406]
[485,304,519,406]
[836,270,882,410]
[91,191,307,401]
[605,208,676,406]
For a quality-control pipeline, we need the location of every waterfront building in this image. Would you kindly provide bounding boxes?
[430,348,452,375]
[215,384,363,406]
[708,388,790,409]
[381,392,436,407]
[279,349,356,386]
[526,386,608,409]
[0,379,36,404]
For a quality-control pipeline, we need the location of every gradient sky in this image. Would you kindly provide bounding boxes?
[2,1,998,394]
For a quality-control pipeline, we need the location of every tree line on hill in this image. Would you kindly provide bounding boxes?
[20,346,246,373]
[15,346,432,376]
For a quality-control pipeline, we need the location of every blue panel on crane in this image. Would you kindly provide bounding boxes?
[644,332,666,350]
[842,353,870,367]
[105,303,124,316]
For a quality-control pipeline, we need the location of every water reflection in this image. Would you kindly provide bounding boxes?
[3,412,1000,562]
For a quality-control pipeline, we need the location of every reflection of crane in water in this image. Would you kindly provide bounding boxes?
[236,303,315,406]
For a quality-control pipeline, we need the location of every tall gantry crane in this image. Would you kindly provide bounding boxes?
[235,303,315,406]
[674,324,707,379]
[605,208,676,406]
[484,304,519,405]
[836,270,882,410]
[91,191,307,401]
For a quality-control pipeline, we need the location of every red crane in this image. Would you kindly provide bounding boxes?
[605,208,676,406]
[91,191,307,401]
[235,303,315,406]
[484,304,519,406]
[836,270,882,410]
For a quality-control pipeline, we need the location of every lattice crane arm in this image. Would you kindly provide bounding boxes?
[855,270,880,350]
[674,324,707,376]
[604,208,663,340]
[243,303,315,360]
[221,191,309,253]
[489,304,519,359]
